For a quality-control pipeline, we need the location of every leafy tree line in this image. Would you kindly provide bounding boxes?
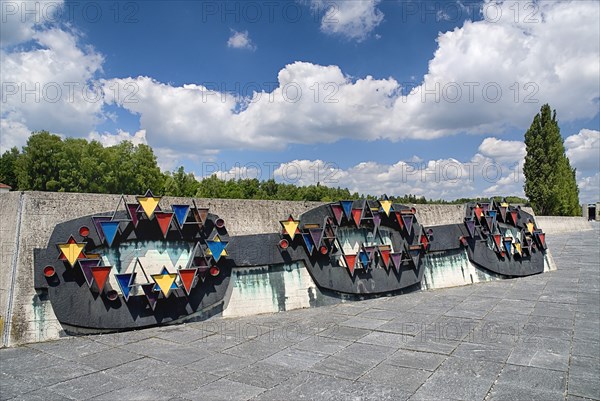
[1,130,529,204]
[523,105,581,216]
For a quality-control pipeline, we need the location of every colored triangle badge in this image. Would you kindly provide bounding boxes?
[509,210,518,225]
[351,209,362,227]
[178,268,197,295]
[330,204,344,225]
[402,215,414,234]
[91,265,112,292]
[340,201,353,220]
[206,239,228,262]
[126,203,140,227]
[503,238,513,257]
[379,248,391,268]
[92,216,112,243]
[137,190,161,218]
[152,270,178,297]
[78,259,100,287]
[142,283,159,311]
[115,272,136,301]
[302,233,314,255]
[280,217,300,240]
[380,199,393,216]
[309,228,323,249]
[99,221,120,246]
[155,211,174,238]
[465,218,476,238]
[473,205,483,221]
[395,212,404,230]
[172,205,190,227]
[343,254,357,275]
[390,252,402,272]
[58,237,86,267]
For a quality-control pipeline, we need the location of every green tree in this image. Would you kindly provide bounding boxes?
[15,131,64,191]
[163,166,200,197]
[0,147,20,189]
[523,104,581,216]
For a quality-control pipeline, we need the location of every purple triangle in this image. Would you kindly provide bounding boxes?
[142,283,159,311]
[127,203,140,227]
[390,253,402,271]
[330,204,344,225]
[402,215,414,234]
[372,213,381,228]
[309,228,323,248]
[465,218,476,238]
[78,259,100,287]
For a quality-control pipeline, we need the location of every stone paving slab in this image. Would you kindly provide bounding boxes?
[1,224,598,400]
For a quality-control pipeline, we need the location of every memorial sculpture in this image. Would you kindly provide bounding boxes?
[34,191,547,332]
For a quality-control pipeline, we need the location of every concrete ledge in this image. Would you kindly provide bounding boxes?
[535,216,594,234]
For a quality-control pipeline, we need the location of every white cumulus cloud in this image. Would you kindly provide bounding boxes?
[312,0,384,42]
[227,29,256,51]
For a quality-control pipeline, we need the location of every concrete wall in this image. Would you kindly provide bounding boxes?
[534,216,594,235]
[0,192,323,347]
[0,191,564,347]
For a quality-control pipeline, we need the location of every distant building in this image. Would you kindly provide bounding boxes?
[583,202,599,221]
[0,183,12,193]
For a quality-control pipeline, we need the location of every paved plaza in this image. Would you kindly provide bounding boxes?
[1,225,598,400]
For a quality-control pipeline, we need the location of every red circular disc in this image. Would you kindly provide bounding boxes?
[79,226,90,237]
[279,239,289,249]
[107,290,118,301]
[215,218,225,228]
[43,265,56,277]
[209,266,220,276]
[320,246,328,255]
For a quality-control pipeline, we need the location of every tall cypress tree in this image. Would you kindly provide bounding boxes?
[523,104,581,216]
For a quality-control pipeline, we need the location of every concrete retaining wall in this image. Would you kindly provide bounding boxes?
[0,191,559,347]
[534,216,594,235]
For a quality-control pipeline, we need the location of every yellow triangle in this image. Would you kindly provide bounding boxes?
[282,220,299,240]
[526,222,534,233]
[514,243,522,255]
[380,200,393,216]
[138,197,160,218]
[58,243,85,267]
[153,274,177,297]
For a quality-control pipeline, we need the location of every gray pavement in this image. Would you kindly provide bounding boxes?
[1,225,599,401]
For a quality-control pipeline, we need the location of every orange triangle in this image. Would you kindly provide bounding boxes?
[91,266,112,292]
[344,254,357,275]
[351,209,362,226]
[178,268,197,295]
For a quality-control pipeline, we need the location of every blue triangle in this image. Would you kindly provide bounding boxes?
[302,233,314,255]
[503,239,512,256]
[206,240,228,262]
[172,205,190,227]
[340,201,353,219]
[115,273,136,301]
[359,250,370,269]
[100,221,120,246]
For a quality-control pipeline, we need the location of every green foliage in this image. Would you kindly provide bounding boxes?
[523,105,581,216]
[0,147,20,189]
[11,131,164,194]
[5,131,530,205]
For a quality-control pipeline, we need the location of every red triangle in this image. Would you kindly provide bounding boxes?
[420,234,429,249]
[510,210,518,225]
[344,254,357,275]
[474,206,482,221]
[380,249,391,268]
[395,212,404,229]
[91,266,112,292]
[155,212,174,237]
[178,268,197,295]
[351,209,362,226]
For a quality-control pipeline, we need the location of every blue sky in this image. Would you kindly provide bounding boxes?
[1,0,599,201]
